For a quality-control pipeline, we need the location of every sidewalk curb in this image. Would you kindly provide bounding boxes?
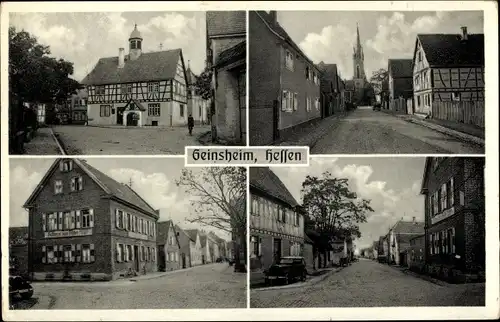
[406,118,485,146]
[385,264,449,287]
[253,267,342,292]
[129,263,226,282]
[49,127,67,155]
[383,111,485,146]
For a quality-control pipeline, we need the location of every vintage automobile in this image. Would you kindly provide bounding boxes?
[264,256,307,285]
[9,275,34,301]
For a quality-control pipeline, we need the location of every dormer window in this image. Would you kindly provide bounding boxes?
[60,160,73,172]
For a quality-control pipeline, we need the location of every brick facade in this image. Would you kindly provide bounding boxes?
[422,157,485,273]
[26,159,159,281]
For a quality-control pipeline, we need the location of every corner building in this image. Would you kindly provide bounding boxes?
[24,158,159,281]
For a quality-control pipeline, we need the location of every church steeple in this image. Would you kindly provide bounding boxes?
[356,23,361,50]
[352,22,365,81]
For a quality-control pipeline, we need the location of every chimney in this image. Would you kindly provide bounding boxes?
[461,26,468,41]
[118,48,125,68]
[268,11,277,26]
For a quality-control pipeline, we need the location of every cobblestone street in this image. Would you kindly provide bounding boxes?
[22,263,246,309]
[311,107,484,154]
[250,259,485,308]
[52,125,211,155]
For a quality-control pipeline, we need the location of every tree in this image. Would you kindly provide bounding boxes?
[370,68,389,97]
[194,67,214,100]
[301,171,374,268]
[176,167,247,273]
[9,26,81,104]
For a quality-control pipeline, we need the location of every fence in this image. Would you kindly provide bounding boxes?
[389,97,407,114]
[432,101,485,128]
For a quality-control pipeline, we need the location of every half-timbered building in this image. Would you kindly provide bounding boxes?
[249,167,304,283]
[24,158,159,281]
[412,27,484,116]
[81,25,188,127]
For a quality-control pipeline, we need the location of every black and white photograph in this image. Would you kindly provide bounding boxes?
[8,10,246,155]
[8,157,247,309]
[249,157,485,307]
[249,11,485,154]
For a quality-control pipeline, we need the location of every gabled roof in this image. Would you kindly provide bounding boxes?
[81,49,183,86]
[388,59,413,78]
[175,224,194,242]
[420,157,432,194]
[185,229,199,242]
[317,62,339,92]
[23,159,158,218]
[250,167,299,208]
[391,220,425,235]
[207,11,246,37]
[214,40,246,68]
[254,11,319,72]
[157,220,178,244]
[398,233,425,245]
[416,33,484,67]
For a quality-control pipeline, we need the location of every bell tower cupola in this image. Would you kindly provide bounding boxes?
[129,24,143,61]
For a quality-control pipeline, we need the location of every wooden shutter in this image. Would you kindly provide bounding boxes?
[131,245,135,261]
[116,243,121,262]
[123,245,128,262]
[70,178,76,192]
[90,244,95,262]
[42,245,46,263]
[57,212,63,230]
[42,213,46,232]
[71,244,76,262]
[76,244,82,262]
[70,211,76,229]
[450,177,454,206]
[78,177,83,190]
[76,210,81,229]
[89,209,94,228]
[115,209,120,228]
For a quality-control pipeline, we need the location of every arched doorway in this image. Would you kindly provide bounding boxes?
[127,112,139,126]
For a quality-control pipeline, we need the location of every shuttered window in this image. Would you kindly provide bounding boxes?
[116,243,122,262]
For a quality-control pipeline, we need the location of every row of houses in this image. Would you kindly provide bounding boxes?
[11,158,232,281]
[249,11,353,146]
[384,26,485,129]
[249,167,354,285]
[370,157,485,282]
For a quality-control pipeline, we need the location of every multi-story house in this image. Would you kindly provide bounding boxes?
[387,59,413,112]
[249,11,321,145]
[185,229,203,266]
[69,88,89,125]
[174,225,193,269]
[206,11,246,144]
[317,62,345,118]
[412,27,484,116]
[407,234,425,270]
[157,220,181,272]
[420,157,485,278]
[377,235,389,263]
[249,167,304,282]
[23,158,159,281]
[198,231,213,264]
[185,66,210,125]
[387,217,425,266]
[82,25,188,127]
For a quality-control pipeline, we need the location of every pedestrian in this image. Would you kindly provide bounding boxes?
[187,114,194,136]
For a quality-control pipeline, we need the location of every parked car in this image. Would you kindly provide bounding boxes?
[264,256,307,285]
[9,275,33,301]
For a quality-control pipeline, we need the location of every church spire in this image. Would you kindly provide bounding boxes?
[356,23,361,50]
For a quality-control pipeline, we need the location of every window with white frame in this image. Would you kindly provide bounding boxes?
[81,209,94,228]
[306,97,312,112]
[70,176,83,192]
[60,160,73,172]
[117,210,124,229]
[294,212,300,226]
[315,98,320,110]
[46,246,55,264]
[63,245,73,262]
[100,105,111,117]
[127,245,133,261]
[148,82,160,93]
[293,93,298,111]
[148,103,160,116]
[251,236,261,257]
[48,213,58,231]
[452,92,461,101]
[54,180,63,194]
[285,50,294,71]
[82,244,92,263]
[96,86,105,97]
[251,196,259,216]
[281,90,295,112]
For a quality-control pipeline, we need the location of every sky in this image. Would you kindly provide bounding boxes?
[270,157,426,249]
[9,158,231,241]
[276,10,484,80]
[9,11,207,82]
